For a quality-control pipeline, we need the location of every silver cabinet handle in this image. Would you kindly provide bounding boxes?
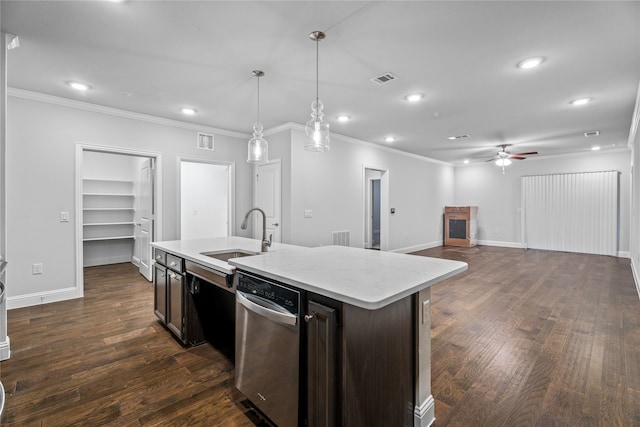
[304,313,315,323]
[273,223,279,227]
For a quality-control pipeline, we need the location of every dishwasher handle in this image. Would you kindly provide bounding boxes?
[237,290,297,326]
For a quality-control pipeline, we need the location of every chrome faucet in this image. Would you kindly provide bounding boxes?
[241,208,272,252]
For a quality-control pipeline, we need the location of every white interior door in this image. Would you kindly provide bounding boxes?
[138,158,154,280]
[255,160,281,243]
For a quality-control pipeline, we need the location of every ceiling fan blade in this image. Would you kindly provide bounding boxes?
[485,158,497,162]
[509,156,526,160]
[512,151,538,156]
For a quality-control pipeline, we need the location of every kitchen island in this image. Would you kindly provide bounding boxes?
[151,237,467,427]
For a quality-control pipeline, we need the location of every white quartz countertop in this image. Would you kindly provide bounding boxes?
[230,245,467,310]
[150,236,303,275]
[151,237,467,310]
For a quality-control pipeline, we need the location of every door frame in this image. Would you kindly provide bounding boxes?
[75,143,163,296]
[177,156,235,239]
[362,164,389,251]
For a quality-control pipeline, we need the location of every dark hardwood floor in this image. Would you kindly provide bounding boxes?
[415,246,640,427]
[0,246,638,426]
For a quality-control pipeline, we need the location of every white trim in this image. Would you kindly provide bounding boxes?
[414,394,435,427]
[8,87,249,139]
[7,287,80,310]
[271,122,453,166]
[362,164,390,252]
[632,258,640,300]
[618,251,631,259]
[478,240,524,249]
[391,241,443,254]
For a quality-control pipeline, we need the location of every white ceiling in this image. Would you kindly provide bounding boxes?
[2,1,639,164]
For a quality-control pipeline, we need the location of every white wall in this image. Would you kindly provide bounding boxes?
[6,93,252,307]
[288,129,455,252]
[455,149,631,254]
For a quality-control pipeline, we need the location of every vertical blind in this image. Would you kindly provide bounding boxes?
[522,171,619,256]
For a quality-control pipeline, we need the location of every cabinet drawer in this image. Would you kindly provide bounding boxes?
[166,253,184,273]
[154,249,166,265]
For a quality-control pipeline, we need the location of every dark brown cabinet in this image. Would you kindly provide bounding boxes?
[306,300,338,427]
[153,249,204,345]
[305,295,416,427]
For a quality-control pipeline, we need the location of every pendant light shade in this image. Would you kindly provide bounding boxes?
[247,70,268,163]
[304,31,330,152]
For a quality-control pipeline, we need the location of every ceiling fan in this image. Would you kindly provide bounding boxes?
[485,144,538,173]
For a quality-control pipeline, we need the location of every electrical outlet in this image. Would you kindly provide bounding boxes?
[32,263,43,275]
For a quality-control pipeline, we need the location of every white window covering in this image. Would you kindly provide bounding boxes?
[522,171,619,256]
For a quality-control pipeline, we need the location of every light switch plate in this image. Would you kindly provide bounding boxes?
[304,210,313,218]
[32,263,43,275]
[60,212,70,222]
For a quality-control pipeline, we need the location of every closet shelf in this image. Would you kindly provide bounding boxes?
[83,208,136,211]
[83,222,136,226]
[83,193,135,197]
[83,236,136,242]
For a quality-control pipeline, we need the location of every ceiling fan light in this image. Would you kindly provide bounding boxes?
[495,158,512,167]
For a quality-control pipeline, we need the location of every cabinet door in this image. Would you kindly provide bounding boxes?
[153,265,167,323]
[307,300,338,427]
[166,271,185,343]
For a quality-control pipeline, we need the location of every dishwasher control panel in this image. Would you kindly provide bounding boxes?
[237,272,300,315]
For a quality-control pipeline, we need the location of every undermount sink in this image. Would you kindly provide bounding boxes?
[201,250,258,262]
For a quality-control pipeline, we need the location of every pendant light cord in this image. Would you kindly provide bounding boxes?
[315,37,319,104]
[257,75,260,123]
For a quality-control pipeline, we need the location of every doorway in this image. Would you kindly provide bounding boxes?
[254,159,282,243]
[179,159,234,239]
[363,166,389,251]
[76,145,162,293]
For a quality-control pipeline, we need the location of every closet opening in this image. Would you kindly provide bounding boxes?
[76,145,162,296]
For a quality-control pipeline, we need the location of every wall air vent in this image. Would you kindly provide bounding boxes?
[371,72,398,85]
[332,230,351,247]
[584,130,600,137]
[197,132,214,150]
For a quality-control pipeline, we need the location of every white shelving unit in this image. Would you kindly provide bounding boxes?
[82,179,136,266]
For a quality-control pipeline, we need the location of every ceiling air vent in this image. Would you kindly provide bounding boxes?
[584,130,600,137]
[197,132,214,150]
[371,72,398,85]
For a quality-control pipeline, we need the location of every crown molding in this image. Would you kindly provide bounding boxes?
[7,87,250,139]
[264,122,454,167]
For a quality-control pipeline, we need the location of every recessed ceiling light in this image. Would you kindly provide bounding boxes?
[463,159,470,164]
[447,134,470,140]
[181,107,197,115]
[584,130,600,137]
[517,57,545,69]
[66,81,91,91]
[591,146,601,151]
[384,136,396,143]
[570,97,593,106]
[405,93,423,102]
[336,115,351,122]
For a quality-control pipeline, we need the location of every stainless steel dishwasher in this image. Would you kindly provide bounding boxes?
[235,271,300,427]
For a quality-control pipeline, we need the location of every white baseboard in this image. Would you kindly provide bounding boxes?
[632,258,640,300]
[0,336,10,361]
[477,240,524,249]
[7,287,81,310]
[83,254,133,267]
[618,251,631,259]
[392,241,443,254]
[414,395,435,427]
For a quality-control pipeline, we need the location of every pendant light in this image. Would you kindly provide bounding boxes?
[247,70,268,163]
[304,31,330,152]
